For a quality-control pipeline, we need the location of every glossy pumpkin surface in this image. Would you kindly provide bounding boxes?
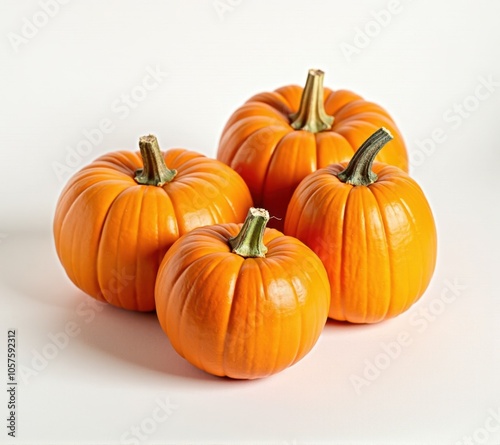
[285,129,436,323]
[155,208,331,379]
[217,69,409,230]
[53,136,253,312]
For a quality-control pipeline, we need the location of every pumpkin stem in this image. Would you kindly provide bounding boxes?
[289,69,334,133]
[229,207,269,258]
[337,128,393,186]
[135,135,177,186]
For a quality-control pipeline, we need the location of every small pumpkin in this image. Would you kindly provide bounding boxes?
[285,128,437,323]
[53,135,253,312]
[155,207,330,379]
[217,69,409,230]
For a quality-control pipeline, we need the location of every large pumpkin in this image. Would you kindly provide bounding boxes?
[53,135,253,311]
[217,69,409,230]
[285,128,436,323]
[155,207,330,379]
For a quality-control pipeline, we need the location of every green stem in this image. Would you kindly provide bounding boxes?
[135,135,177,186]
[337,128,393,186]
[289,69,334,133]
[229,208,269,258]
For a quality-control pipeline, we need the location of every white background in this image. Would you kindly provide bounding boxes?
[1,0,500,443]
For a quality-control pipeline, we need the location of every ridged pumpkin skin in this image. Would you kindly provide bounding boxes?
[53,146,253,312]
[284,131,436,323]
[217,69,409,230]
[155,216,331,379]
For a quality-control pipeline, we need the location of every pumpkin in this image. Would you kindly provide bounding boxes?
[53,135,253,312]
[284,128,437,323]
[154,207,330,379]
[217,69,409,230]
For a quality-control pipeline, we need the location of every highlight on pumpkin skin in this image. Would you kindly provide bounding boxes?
[284,127,437,323]
[154,206,331,379]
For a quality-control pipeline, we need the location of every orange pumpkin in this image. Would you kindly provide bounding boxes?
[155,207,330,379]
[285,128,436,323]
[53,135,253,312]
[217,69,409,230]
